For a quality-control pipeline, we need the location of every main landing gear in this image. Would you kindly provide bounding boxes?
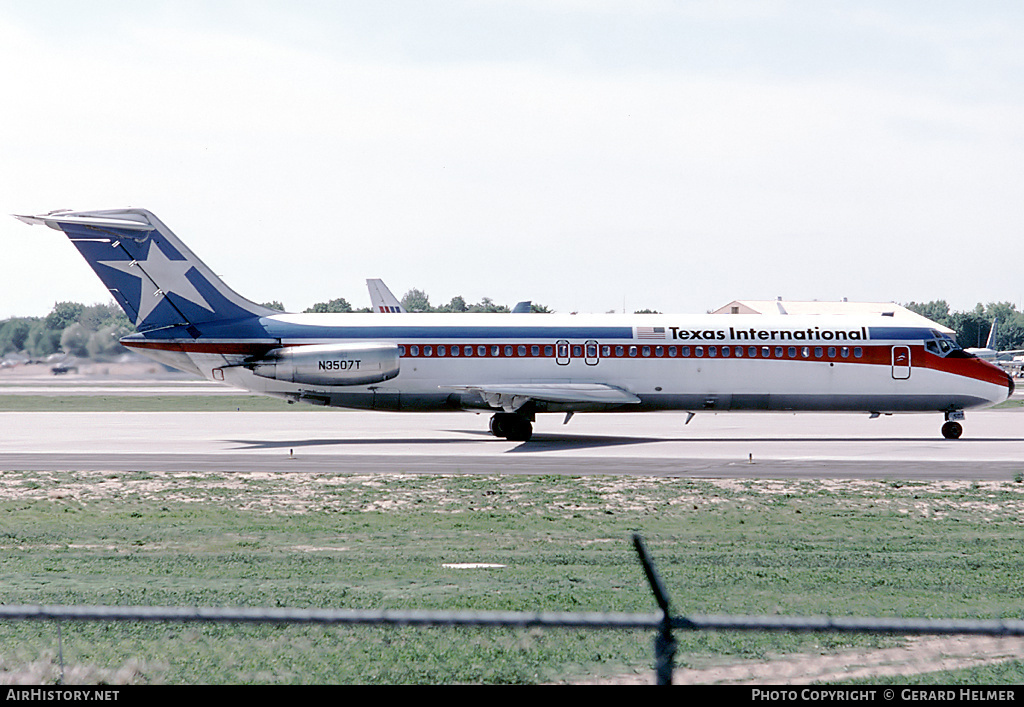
[941,411,965,440]
[489,412,533,442]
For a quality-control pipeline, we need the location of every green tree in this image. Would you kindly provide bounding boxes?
[437,296,468,313]
[466,297,509,313]
[904,301,953,328]
[0,318,34,355]
[303,298,353,313]
[87,325,132,359]
[260,301,286,312]
[401,288,431,313]
[25,321,61,357]
[60,323,91,358]
[44,301,85,330]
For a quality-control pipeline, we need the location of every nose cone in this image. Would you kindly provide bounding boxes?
[1007,370,1016,400]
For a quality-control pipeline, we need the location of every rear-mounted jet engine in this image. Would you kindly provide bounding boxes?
[247,342,400,386]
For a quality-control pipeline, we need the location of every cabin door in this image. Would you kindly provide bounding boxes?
[891,346,911,380]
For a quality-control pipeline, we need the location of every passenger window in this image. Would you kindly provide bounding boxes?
[775,347,783,358]
[424,345,433,357]
[828,347,836,357]
[708,346,717,357]
[668,346,677,357]
[399,345,406,356]
[629,346,638,357]
[601,345,611,357]
[545,345,553,356]
[787,347,796,358]
[450,346,459,357]
[572,345,583,357]
[801,347,810,358]
[854,347,863,358]
[682,346,690,357]
[642,346,651,357]
[478,346,486,357]
[695,346,704,357]
[518,345,526,356]
[504,345,513,357]
[437,345,446,357]
[841,347,850,358]
[616,346,624,357]
[531,345,540,356]
[410,345,420,356]
[655,346,664,357]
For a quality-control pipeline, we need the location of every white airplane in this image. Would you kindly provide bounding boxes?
[14,208,1014,441]
[965,319,1024,360]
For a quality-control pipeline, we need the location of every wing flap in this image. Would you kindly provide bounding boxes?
[442,383,640,412]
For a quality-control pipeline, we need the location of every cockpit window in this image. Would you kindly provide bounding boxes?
[927,335,966,358]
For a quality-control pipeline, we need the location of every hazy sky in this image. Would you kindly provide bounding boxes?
[2,1,1023,319]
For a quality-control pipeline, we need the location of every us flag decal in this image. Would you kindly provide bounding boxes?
[636,326,666,339]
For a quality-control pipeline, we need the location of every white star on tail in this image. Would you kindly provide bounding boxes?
[97,240,215,325]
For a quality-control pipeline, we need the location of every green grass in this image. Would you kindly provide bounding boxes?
[1,472,1023,683]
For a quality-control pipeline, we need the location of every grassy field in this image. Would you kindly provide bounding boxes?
[0,470,1023,683]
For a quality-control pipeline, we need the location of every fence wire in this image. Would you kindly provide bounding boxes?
[3,536,1023,684]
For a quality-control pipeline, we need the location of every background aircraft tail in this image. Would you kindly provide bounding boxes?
[15,209,278,331]
[366,278,407,313]
[986,318,998,350]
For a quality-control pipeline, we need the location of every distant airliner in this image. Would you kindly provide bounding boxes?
[367,277,533,314]
[366,278,406,313]
[15,209,1014,441]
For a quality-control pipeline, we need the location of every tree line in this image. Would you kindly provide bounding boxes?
[904,301,1023,350]
[0,291,554,360]
[0,302,133,359]
[262,289,554,314]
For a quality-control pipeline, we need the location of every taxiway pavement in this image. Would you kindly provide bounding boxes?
[2,408,1023,479]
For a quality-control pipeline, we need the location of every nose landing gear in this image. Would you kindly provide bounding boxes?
[941,420,963,440]
[942,410,965,440]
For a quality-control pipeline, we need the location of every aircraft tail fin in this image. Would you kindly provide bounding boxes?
[14,209,279,331]
[366,278,407,313]
[987,318,998,350]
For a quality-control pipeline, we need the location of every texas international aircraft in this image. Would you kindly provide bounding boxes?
[15,208,1014,441]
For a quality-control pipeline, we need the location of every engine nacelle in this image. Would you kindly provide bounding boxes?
[248,342,400,386]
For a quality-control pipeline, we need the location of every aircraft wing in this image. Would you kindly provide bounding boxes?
[442,383,640,412]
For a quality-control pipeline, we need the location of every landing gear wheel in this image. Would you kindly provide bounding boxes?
[489,413,533,441]
[941,421,963,440]
[489,414,508,438]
